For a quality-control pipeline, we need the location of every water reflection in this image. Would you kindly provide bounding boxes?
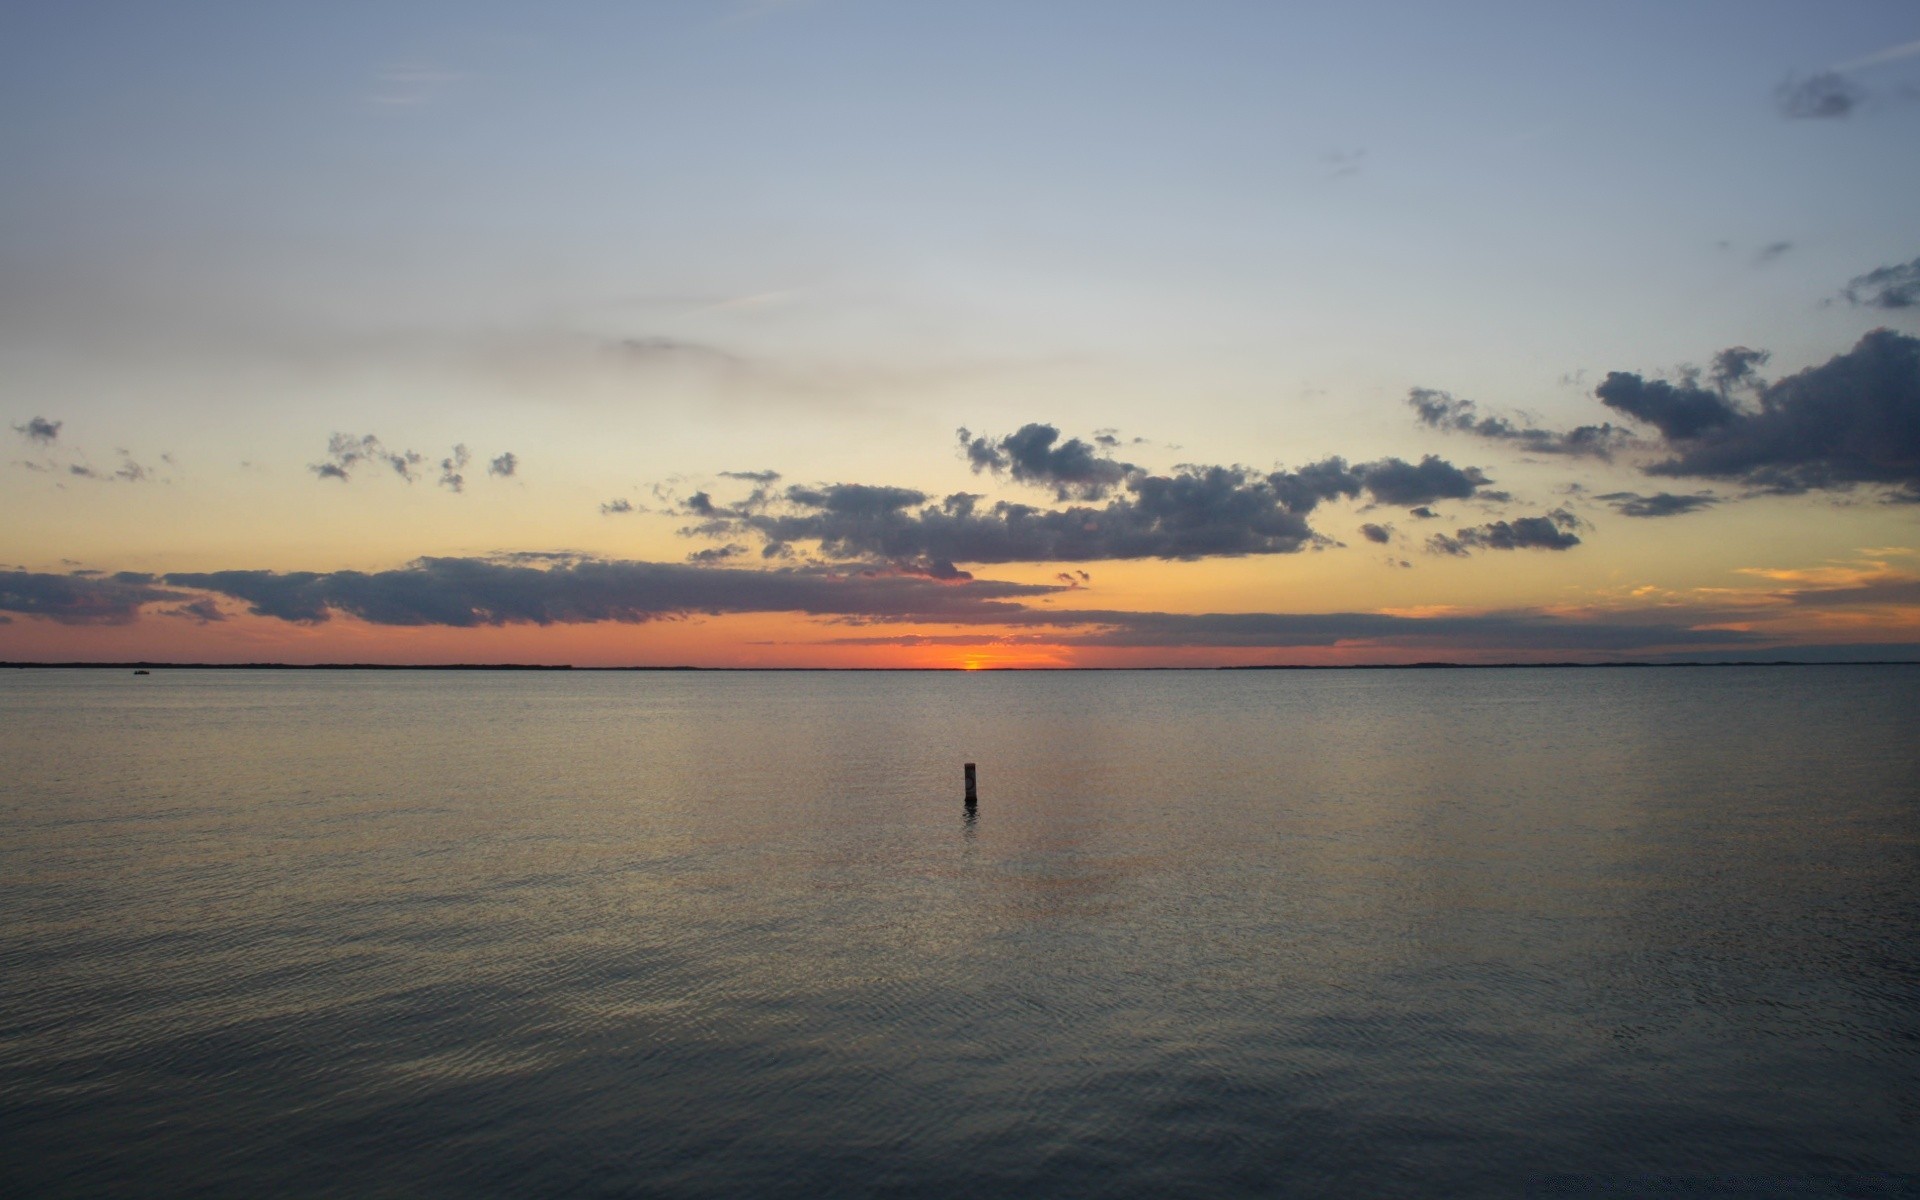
[0,666,1915,1198]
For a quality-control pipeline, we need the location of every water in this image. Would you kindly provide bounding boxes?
[2,666,1917,1198]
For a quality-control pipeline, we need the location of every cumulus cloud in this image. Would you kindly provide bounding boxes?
[1597,491,1719,518]
[1359,522,1394,544]
[1842,257,1920,310]
[959,423,1135,500]
[676,427,1499,566]
[0,570,194,625]
[489,452,519,478]
[12,417,61,444]
[681,470,1316,563]
[1428,509,1583,556]
[1408,388,1630,459]
[1776,72,1865,119]
[1602,330,1920,499]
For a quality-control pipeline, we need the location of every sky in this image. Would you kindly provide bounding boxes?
[3,0,1918,667]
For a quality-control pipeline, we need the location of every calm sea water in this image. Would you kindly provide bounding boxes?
[2,666,1917,1198]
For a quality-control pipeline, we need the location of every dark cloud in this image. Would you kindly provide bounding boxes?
[1597,491,1719,518]
[13,417,60,444]
[1610,330,1920,499]
[1409,506,1439,519]
[1359,522,1394,544]
[1709,347,1770,393]
[1595,372,1742,440]
[0,570,193,625]
[1842,257,1920,310]
[1428,509,1583,556]
[959,424,1136,500]
[1407,388,1629,459]
[719,469,780,483]
[1776,72,1865,119]
[600,498,637,516]
[489,452,518,478]
[164,558,1064,627]
[1350,454,1492,506]
[680,443,1499,566]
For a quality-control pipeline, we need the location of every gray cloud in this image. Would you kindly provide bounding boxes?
[959,423,1136,500]
[1428,509,1583,556]
[1408,388,1629,459]
[1597,491,1719,518]
[1595,372,1743,441]
[600,498,637,516]
[683,432,1499,566]
[312,433,424,483]
[315,433,516,490]
[1776,72,1865,119]
[1606,330,1920,499]
[439,444,470,492]
[13,417,61,444]
[1842,257,1920,310]
[161,597,228,623]
[0,570,194,625]
[164,558,1065,627]
[1754,241,1793,266]
[1359,522,1394,544]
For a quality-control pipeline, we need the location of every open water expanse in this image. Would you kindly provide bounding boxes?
[2,666,1918,1198]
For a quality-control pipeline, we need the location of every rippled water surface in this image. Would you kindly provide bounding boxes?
[3,666,1918,1198]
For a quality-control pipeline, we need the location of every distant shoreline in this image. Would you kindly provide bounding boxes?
[5,660,1917,672]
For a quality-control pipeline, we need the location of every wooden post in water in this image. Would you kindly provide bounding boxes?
[964,762,978,805]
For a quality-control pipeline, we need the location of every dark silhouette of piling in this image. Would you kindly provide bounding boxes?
[964,762,977,805]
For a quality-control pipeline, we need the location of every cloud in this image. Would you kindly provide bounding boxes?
[164,557,1065,627]
[1427,509,1583,556]
[1841,257,1920,310]
[314,433,513,490]
[600,498,637,516]
[1597,491,1720,518]
[1349,454,1493,506]
[1407,389,1629,459]
[312,433,423,483]
[1754,241,1793,265]
[1776,72,1865,119]
[1594,372,1742,440]
[1602,330,1920,499]
[161,597,228,623]
[679,428,1502,566]
[959,423,1135,500]
[1359,522,1394,544]
[439,444,470,492]
[12,417,60,444]
[0,570,193,625]
[1836,38,1920,72]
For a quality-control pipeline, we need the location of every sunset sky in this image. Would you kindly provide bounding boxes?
[4,0,1918,666]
